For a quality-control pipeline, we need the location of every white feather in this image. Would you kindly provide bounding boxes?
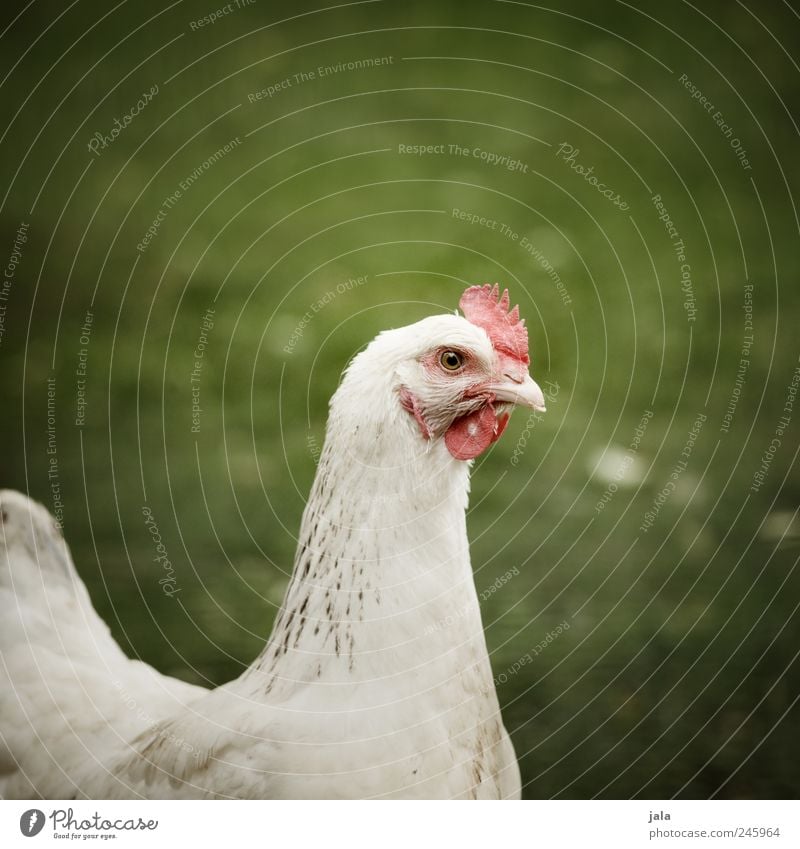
[0,313,521,799]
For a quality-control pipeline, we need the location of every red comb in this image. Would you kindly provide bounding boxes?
[459,284,529,364]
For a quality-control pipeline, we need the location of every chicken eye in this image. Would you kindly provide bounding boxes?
[440,350,464,371]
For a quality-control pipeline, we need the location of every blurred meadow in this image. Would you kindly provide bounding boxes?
[1,0,799,798]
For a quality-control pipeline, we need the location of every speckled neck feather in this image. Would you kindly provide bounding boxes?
[0,300,524,799]
[237,349,512,795]
[247,353,478,694]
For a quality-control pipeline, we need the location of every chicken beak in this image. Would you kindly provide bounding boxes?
[487,373,547,412]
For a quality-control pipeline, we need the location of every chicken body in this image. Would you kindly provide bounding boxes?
[0,289,542,799]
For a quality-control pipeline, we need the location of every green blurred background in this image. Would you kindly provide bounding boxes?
[1,0,798,798]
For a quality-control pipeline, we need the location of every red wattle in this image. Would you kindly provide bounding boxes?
[445,405,502,460]
[492,412,510,442]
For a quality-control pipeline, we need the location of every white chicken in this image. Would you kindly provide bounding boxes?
[0,284,545,799]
